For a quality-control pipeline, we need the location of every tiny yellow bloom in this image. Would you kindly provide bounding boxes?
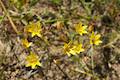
[26,52,42,69]
[90,32,102,45]
[75,22,88,35]
[63,41,72,56]
[69,44,84,56]
[22,38,32,48]
[25,21,42,37]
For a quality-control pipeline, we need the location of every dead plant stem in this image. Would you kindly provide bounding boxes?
[0,0,19,34]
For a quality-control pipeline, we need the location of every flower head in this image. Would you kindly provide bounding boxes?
[63,41,72,56]
[90,32,102,45]
[26,52,42,69]
[22,38,32,48]
[69,44,84,56]
[75,22,88,35]
[25,21,42,37]
[63,41,84,56]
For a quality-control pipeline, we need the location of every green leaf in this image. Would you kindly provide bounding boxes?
[50,0,62,5]
[30,0,39,6]
[0,16,4,23]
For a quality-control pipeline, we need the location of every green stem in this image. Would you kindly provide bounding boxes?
[91,45,94,76]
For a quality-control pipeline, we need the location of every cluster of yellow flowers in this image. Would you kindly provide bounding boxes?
[63,22,102,56]
[21,21,102,69]
[63,41,84,56]
[21,21,42,69]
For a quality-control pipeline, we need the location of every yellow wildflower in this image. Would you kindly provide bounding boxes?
[90,32,102,45]
[63,41,72,56]
[69,44,84,56]
[63,41,84,56]
[26,52,42,69]
[75,22,88,35]
[22,38,32,48]
[25,21,42,37]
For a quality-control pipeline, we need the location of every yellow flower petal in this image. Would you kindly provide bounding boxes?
[31,64,36,69]
[95,40,102,45]
[37,61,42,66]
[31,33,36,37]
[22,39,32,48]
[26,63,31,67]
[95,34,101,40]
